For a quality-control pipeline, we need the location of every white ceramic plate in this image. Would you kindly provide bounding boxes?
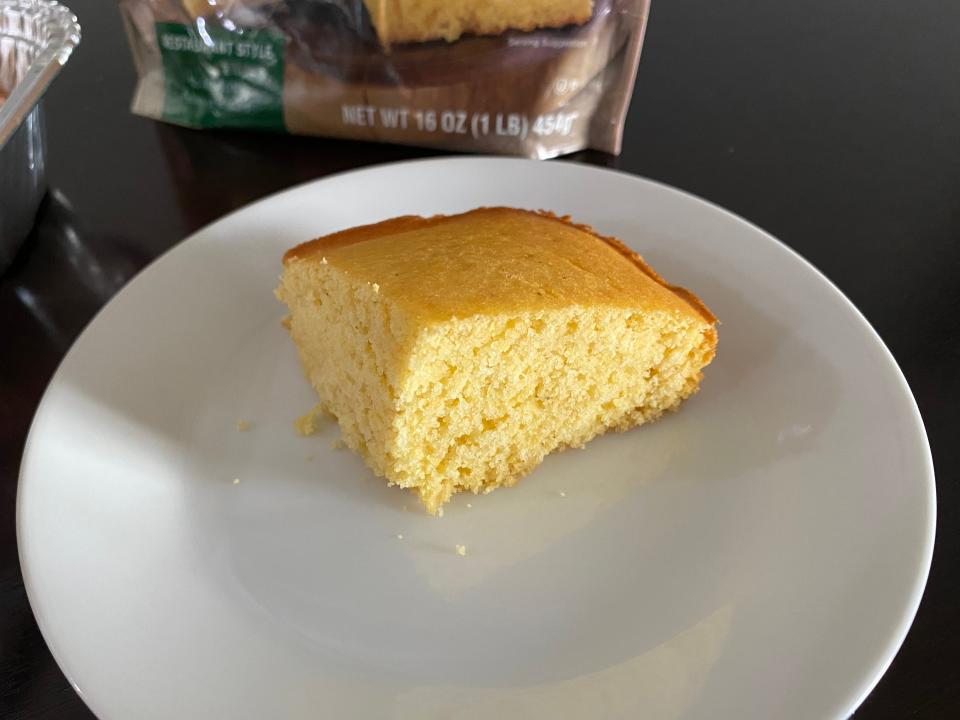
[18,158,934,720]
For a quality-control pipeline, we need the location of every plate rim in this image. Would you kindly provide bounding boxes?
[16,156,937,720]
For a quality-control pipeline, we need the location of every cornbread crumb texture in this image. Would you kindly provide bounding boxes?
[277,207,717,515]
[362,0,594,44]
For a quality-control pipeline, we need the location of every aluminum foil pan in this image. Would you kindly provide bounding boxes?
[0,0,80,272]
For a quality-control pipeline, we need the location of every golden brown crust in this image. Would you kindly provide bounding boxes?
[531,210,719,325]
[283,214,433,262]
[283,207,717,325]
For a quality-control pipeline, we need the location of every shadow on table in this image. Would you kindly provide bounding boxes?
[2,187,152,353]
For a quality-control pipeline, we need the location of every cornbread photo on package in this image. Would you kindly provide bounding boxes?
[361,0,595,45]
[276,208,717,514]
[179,0,595,45]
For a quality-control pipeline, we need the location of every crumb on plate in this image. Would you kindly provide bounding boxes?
[294,404,326,436]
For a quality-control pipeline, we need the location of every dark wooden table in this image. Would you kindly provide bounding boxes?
[2,1,958,717]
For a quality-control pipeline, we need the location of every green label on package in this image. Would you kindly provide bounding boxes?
[156,22,284,130]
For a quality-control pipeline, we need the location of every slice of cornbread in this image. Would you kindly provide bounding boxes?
[276,207,716,514]
[362,0,594,45]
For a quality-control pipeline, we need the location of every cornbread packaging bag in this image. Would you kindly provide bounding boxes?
[117,1,650,158]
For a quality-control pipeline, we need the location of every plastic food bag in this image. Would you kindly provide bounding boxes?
[118,1,649,158]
